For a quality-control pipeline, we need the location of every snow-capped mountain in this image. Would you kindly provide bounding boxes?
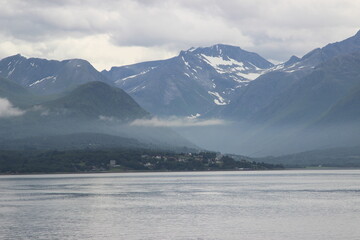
[221,30,360,124]
[102,44,274,116]
[1,30,360,157]
[0,54,109,95]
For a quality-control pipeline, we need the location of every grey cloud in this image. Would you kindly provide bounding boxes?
[0,0,117,41]
[0,0,359,67]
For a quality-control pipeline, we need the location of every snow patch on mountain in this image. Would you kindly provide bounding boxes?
[182,56,191,68]
[101,43,275,116]
[129,84,145,93]
[208,91,229,105]
[116,67,157,84]
[269,61,310,74]
[7,68,15,77]
[29,76,57,87]
[200,54,245,70]
[236,72,262,80]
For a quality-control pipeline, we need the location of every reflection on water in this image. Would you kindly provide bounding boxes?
[1,170,360,240]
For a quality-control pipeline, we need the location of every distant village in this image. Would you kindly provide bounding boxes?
[108,151,282,171]
[0,149,283,174]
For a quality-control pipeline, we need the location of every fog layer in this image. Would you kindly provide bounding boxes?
[174,121,360,157]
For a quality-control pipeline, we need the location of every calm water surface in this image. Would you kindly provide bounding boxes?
[1,170,360,240]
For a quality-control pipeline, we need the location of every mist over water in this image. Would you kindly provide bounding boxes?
[1,170,360,240]
[174,121,360,156]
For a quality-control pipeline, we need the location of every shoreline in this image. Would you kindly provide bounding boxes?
[1,167,360,176]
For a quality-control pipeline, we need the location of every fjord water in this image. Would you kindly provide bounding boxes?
[1,170,360,240]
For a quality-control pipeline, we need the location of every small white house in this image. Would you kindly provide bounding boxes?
[109,160,116,167]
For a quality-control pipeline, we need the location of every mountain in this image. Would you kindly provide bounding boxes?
[0,81,148,138]
[246,52,360,126]
[0,76,61,109]
[178,31,360,157]
[102,32,360,119]
[43,81,149,120]
[0,132,145,150]
[259,145,360,167]
[222,30,360,124]
[0,54,110,95]
[318,82,360,124]
[270,30,360,73]
[1,31,360,156]
[102,44,274,116]
[0,76,32,106]
[296,30,360,69]
[0,81,197,152]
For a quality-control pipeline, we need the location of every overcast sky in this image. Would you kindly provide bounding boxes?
[1,0,359,70]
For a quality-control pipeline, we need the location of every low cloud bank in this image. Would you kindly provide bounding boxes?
[0,98,25,118]
[130,116,227,127]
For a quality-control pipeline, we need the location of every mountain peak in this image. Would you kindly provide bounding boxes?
[187,44,243,56]
[13,53,23,58]
[212,43,241,50]
[63,58,92,69]
[355,29,360,37]
[46,81,148,120]
[0,54,109,95]
[299,30,360,67]
[284,55,301,67]
[1,53,25,62]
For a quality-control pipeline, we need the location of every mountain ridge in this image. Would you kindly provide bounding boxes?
[1,30,360,158]
[0,54,110,95]
[102,44,274,116]
[43,81,149,120]
[221,30,360,124]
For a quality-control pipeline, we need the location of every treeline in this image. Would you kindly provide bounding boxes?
[0,149,284,174]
